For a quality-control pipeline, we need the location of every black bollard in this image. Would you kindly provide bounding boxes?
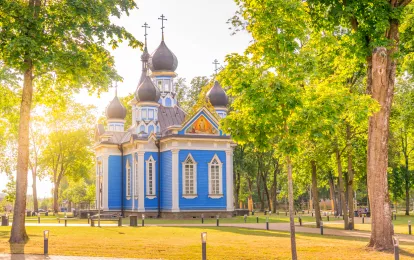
[118,217,122,227]
[65,219,67,227]
[266,217,269,230]
[327,216,330,222]
[252,211,255,216]
[312,212,314,217]
[320,221,324,235]
[43,230,49,255]
[201,232,207,260]
[38,216,40,224]
[299,217,302,226]
[216,215,219,227]
[362,216,365,224]
[394,214,397,221]
[257,216,259,223]
[394,237,399,260]
[409,221,412,235]
[201,214,204,224]
[142,214,145,227]
[244,214,247,223]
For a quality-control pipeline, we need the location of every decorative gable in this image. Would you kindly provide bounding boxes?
[179,108,221,135]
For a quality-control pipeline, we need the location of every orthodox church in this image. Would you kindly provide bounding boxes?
[94,17,235,217]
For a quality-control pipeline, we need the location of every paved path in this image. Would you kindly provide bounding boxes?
[0,254,157,260]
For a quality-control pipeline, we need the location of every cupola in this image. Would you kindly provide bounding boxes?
[135,76,161,103]
[148,41,178,72]
[206,81,228,108]
[106,96,127,120]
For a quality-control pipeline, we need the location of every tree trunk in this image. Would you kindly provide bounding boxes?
[235,169,241,209]
[53,183,60,213]
[336,148,349,229]
[32,168,38,212]
[260,171,272,211]
[367,46,396,250]
[405,155,410,216]
[247,178,254,211]
[10,63,33,244]
[271,165,278,213]
[311,160,321,228]
[309,188,313,211]
[286,155,297,260]
[329,173,336,213]
[347,125,355,229]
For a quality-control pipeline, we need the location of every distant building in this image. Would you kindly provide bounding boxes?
[94,17,235,217]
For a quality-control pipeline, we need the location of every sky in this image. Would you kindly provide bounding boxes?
[0,0,252,198]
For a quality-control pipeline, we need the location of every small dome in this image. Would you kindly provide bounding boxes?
[206,81,228,107]
[148,41,178,72]
[106,96,127,119]
[135,76,161,103]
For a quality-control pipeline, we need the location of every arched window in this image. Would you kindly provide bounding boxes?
[148,125,154,134]
[165,97,172,107]
[139,125,145,133]
[208,155,223,197]
[182,154,197,197]
[126,160,131,197]
[146,156,156,197]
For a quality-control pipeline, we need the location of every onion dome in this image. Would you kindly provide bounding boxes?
[138,47,150,87]
[106,96,127,119]
[135,75,161,103]
[206,81,228,107]
[148,41,178,72]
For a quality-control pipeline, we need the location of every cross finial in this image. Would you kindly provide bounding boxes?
[213,59,220,76]
[115,82,118,97]
[142,22,150,47]
[158,14,167,41]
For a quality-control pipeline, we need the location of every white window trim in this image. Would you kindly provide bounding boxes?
[146,155,156,199]
[126,159,131,199]
[208,154,223,199]
[182,154,197,199]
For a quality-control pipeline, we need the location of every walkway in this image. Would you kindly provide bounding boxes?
[0,254,157,260]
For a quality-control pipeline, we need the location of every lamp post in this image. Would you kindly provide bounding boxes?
[201,232,207,260]
[142,214,145,227]
[43,230,49,255]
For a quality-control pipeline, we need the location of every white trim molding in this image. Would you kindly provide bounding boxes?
[137,152,145,212]
[126,159,131,200]
[226,150,234,211]
[146,155,156,199]
[102,155,109,210]
[182,154,198,199]
[208,154,223,199]
[172,149,180,212]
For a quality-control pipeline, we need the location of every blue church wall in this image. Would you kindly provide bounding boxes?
[178,110,224,136]
[178,150,227,210]
[123,154,134,210]
[144,152,159,211]
[160,151,172,210]
[108,155,122,210]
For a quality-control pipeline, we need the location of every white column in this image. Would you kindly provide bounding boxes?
[138,152,145,212]
[96,159,100,210]
[132,156,135,211]
[172,149,180,212]
[226,150,234,211]
[102,155,109,210]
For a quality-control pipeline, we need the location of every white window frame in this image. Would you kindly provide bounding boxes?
[134,156,138,199]
[182,154,197,199]
[126,160,131,199]
[146,156,156,198]
[149,109,154,119]
[208,154,223,198]
[142,109,148,120]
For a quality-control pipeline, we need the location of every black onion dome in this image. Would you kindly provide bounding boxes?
[106,96,127,119]
[148,41,178,72]
[135,76,161,102]
[206,81,228,107]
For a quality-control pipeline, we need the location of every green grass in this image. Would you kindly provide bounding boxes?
[1,226,414,259]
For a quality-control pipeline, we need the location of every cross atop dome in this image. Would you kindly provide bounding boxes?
[159,14,167,41]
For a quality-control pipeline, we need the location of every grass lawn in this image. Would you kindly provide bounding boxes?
[1,226,414,259]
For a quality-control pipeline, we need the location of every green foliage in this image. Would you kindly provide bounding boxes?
[2,175,16,203]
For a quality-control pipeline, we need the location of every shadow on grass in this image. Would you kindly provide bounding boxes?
[400,248,414,258]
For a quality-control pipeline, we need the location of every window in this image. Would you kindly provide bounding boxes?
[142,109,147,120]
[134,156,138,199]
[182,154,197,197]
[126,160,131,197]
[208,155,223,198]
[146,156,156,197]
[148,125,154,134]
[139,125,145,133]
[165,97,172,107]
[157,80,162,90]
[164,80,170,92]
[149,109,154,119]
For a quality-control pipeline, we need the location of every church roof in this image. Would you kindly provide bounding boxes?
[206,81,228,107]
[135,75,161,103]
[106,96,127,120]
[158,105,186,135]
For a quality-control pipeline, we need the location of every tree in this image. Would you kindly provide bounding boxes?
[0,0,141,243]
[306,0,414,250]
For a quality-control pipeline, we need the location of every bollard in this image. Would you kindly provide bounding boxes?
[266,216,269,230]
[201,232,207,260]
[118,217,122,227]
[394,236,399,260]
[312,212,314,217]
[394,214,397,221]
[201,214,204,224]
[362,216,365,224]
[327,216,330,222]
[91,219,94,227]
[64,219,67,227]
[252,211,255,216]
[409,220,412,235]
[43,230,49,255]
[216,215,219,227]
[285,211,287,216]
[142,214,145,227]
[244,214,247,223]
[38,216,40,224]
[320,221,324,235]
[87,213,90,224]
[299,217,302,226]
[257,216,259,223]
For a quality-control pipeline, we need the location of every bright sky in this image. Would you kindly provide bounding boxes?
[0,0,251,198]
